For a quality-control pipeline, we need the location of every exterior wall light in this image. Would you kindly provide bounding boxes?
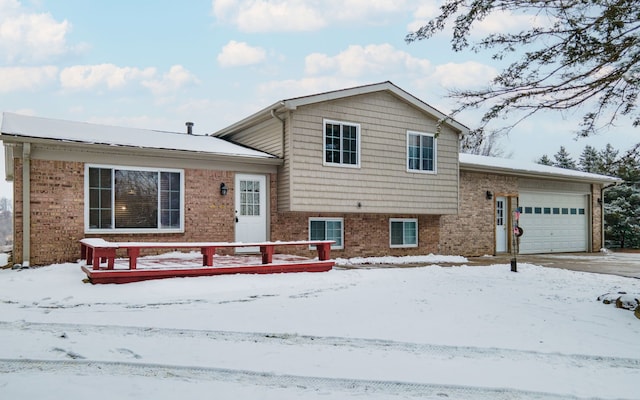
[220,182,228,196]
[486,191,493,200]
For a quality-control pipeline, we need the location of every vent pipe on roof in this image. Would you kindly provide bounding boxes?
[186,121,194,135]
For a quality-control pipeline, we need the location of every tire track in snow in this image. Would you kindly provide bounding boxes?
[0,358,598,400]
[3,321,639,370]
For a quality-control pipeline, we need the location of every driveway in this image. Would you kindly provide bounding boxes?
[466,251,640,279]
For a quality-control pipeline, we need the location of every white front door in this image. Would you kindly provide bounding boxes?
[495,196,508,253]
[235,174,267,252]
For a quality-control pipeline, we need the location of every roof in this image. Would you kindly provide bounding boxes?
[0,112,277,160]
[459,153,621,184]
[213,81,470,137]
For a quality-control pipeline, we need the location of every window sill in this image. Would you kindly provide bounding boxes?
[406,169,437,175]
[323,162,361,169]
[85,228,185,235]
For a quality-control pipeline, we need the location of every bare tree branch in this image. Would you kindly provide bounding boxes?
[407,0,640,151]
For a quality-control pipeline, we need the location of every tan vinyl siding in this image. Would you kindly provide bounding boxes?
[289,92,459,214]
[224,117,283,157]
[519,178,591,194]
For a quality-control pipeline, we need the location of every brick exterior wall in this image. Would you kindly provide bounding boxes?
[11,156,605,266]
[591,183,603,251]
[440,171,518,256]
[271,211,440,258]
[85,168,238,260]
[14,159,239,265]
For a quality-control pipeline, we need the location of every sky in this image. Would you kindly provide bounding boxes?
[1,0,638,200]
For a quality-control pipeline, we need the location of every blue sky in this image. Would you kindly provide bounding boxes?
[1,0,638,199]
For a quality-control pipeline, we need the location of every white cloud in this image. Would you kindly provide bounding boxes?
[305,44,431,77]
[0,66,58,92]
[431,61,497,89]
[473,10,541,36]
[59,64,156,91]
[217,41,267,67]
[407,5,546,39]
[338,0,406,17]
[211,0,236,19]
[58,64,197,95]
[236,1,325,32]
[212,0,413,32]
[0,0,76,63]
[0,0,20,14]
[141,65,200,95]
[407,4,440,32]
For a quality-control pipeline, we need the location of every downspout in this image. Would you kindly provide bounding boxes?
[270,109,285,158]
[600,182,618,251]
[22,143,31,267]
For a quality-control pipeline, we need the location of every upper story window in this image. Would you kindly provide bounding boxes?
[324,119,360,168]
[85,165,184,233]
[407,131,436,173]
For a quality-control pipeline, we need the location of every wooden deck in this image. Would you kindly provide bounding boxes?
[81,259,334,284]
[80,239,335,284]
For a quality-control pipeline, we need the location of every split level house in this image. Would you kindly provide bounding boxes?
[1,82,620,267]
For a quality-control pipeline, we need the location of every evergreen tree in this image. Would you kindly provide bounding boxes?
[578,145,601,173]
[536,155,553,166]
[604,185,640,248]
[0,197,12,246]
[553,146,576,169]
[599,144,619,175]
[599,142,640,248]
[616,143,640,183]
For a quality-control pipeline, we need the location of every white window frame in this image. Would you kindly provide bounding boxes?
[406,131,437,174]
[84,164,185,234]
[389,218,418,248]
[323,119,361,168]
[308,217,344,250]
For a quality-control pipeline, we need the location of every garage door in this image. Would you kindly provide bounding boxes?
[518,192,589,254]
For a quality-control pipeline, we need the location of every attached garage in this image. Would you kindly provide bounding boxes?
[449,154,622,257]
[518,191,589,254]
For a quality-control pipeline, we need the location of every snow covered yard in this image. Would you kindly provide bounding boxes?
[0,256,639,399]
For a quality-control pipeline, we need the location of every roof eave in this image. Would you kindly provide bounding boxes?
[213,81,471,137]
[0,134,283,166]
[460,162,621,184]
[283,81,469,134]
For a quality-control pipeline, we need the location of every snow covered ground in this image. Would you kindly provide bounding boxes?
[1,254,639,399]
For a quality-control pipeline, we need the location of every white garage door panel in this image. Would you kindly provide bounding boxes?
[518,192,588,254]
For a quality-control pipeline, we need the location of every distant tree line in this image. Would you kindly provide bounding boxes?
[0,197,12,246]
[537,144,640,249]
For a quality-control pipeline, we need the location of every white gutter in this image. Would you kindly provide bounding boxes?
[22,143,30,267]
[270,109,286,158]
